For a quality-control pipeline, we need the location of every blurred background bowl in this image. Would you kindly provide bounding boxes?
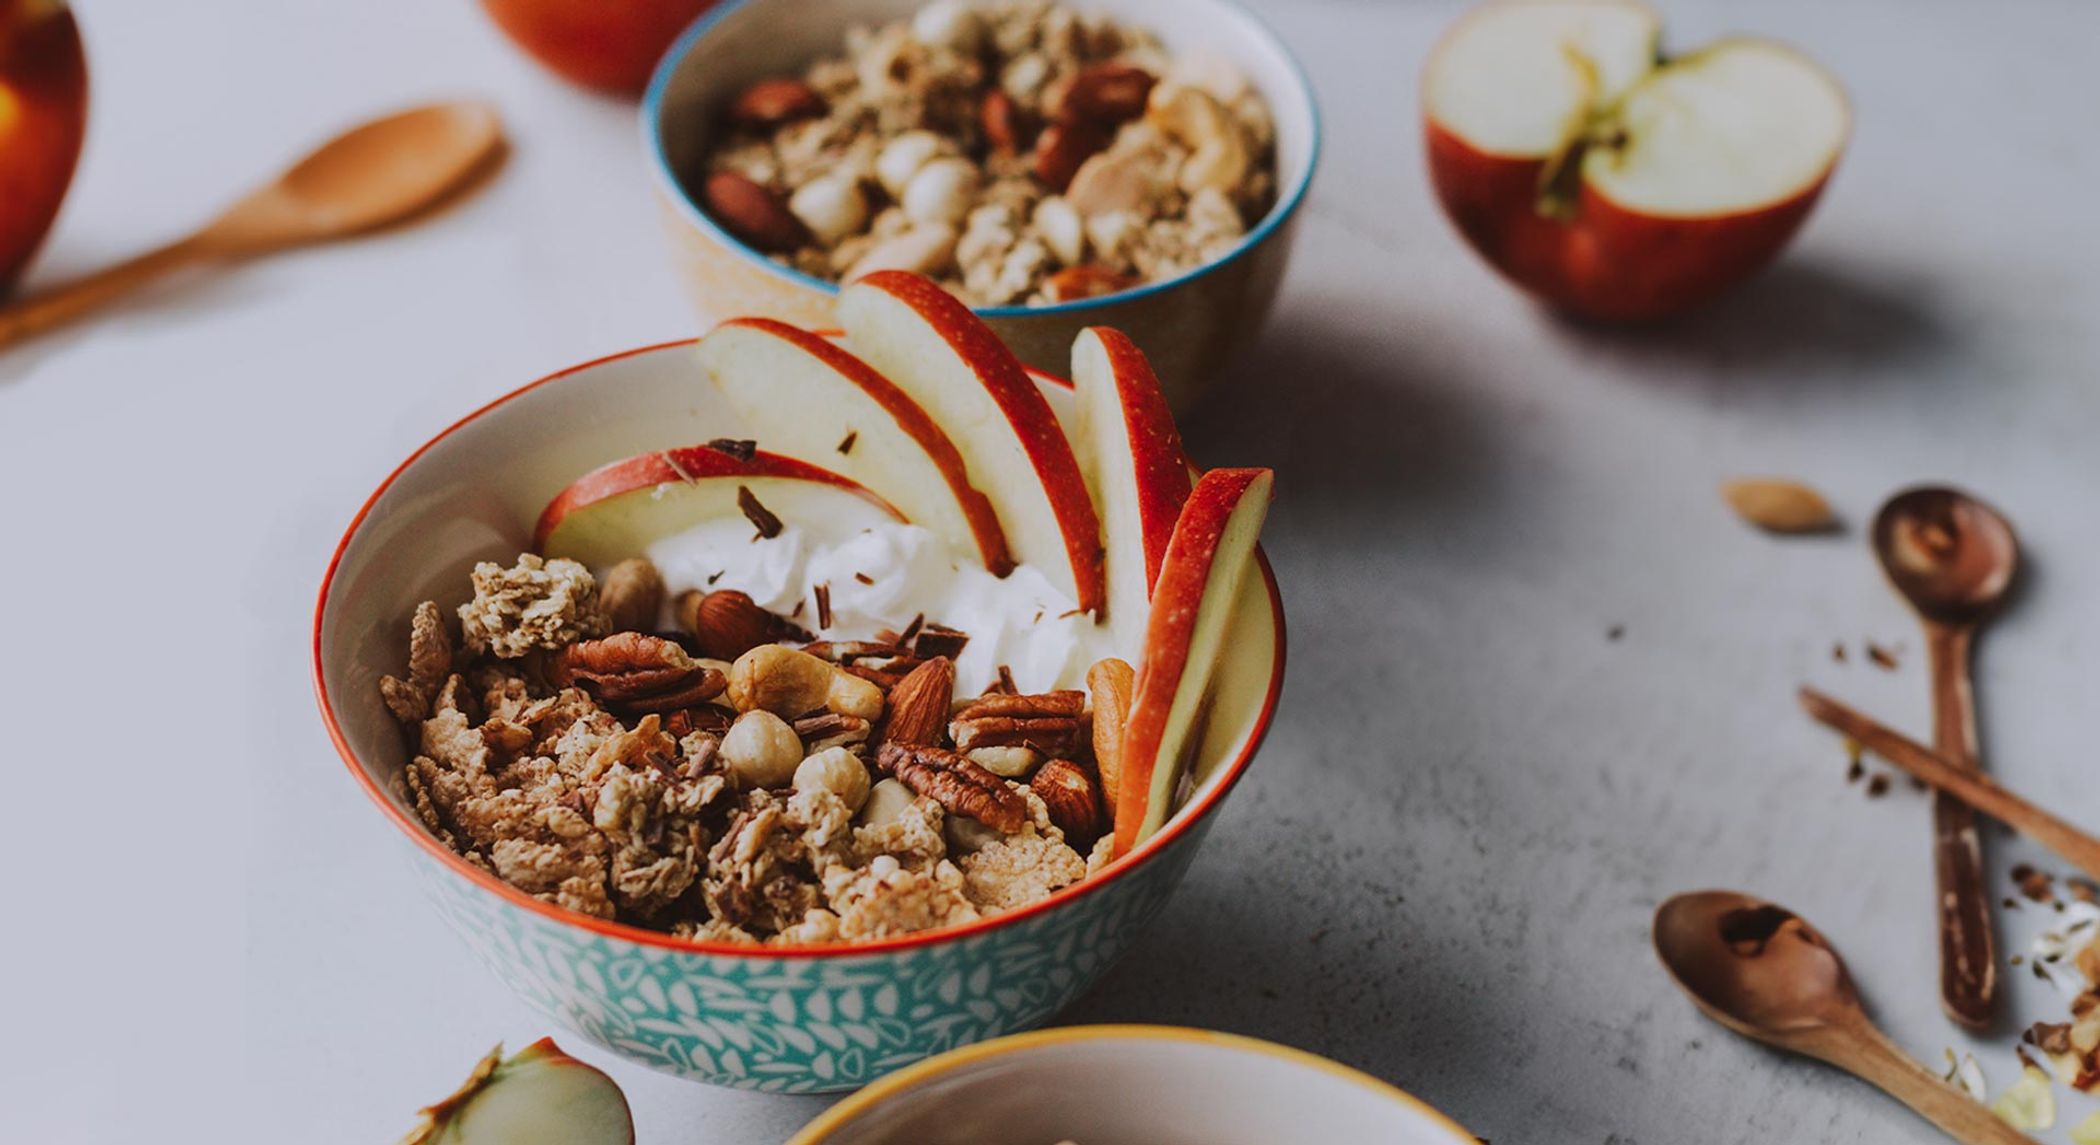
[786,1025,1477,1143]
[642,0,1319,412]
[314,340,1286,1092]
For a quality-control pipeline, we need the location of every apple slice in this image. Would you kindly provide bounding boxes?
[1112,467,1272,856]
[535,441,902,568]
[696,317,1013,575]
[400,1038,634,1145]
[1070,326,1194,660]
[1423,0,1848,320]
[838,271,1106,615]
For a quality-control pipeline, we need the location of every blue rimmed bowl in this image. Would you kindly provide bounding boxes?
[642,0,1320,412]
[313,341,1286,1092]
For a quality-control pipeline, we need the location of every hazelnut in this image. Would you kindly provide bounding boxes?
[1031,195,1085,266]
[901,157,981,226]
[966,746,1039,779]
[826,670,885,720]
[597,558,664,633]
[728,644,835,716]
[721,710,802,788]
[857,778,917,828]
[789,174,870,246]
[794,746,871,813]
[876,130,943,197]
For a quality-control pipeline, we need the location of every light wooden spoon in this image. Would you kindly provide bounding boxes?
[1656,890,2032,1144]
[0,101,504,350]
[1801,686,2100,879]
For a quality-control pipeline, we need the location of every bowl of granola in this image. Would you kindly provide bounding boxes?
[786,1025,1479,1143]
[643,0,1319,412]
[315,276,1284,1092]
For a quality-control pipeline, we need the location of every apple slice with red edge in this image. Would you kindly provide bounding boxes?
[1423,0,1848,321]
[400,1037,634,1145]
[1112,467,1273,857]
[535,442,903,568]
[838,271,1106,616]
[696,317,1013,575]
[1070,326,1194,660]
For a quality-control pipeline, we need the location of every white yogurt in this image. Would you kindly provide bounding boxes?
[644,519,1115,694]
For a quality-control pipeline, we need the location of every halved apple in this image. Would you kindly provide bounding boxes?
[400,1038,634,1145]
[1423,0,1848,321]
[1113,467,1273,856]
[535,442,903,568]
[696,317,1013,575]
[1070,326,1194,660]
[838,271,1106,616]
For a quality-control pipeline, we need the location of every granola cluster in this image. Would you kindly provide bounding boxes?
[380,552,1126,945]
[699,0,1278,306]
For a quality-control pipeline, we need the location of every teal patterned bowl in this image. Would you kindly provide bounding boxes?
[314,341,1286,1093]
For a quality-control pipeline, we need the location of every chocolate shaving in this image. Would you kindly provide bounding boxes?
[1606,624,1625,642]
[707,570,725,585]
[1866,773,1891,798]
[707,438,757,462]
[1832,641,1847,663]
[814,582,833,630]
[913,622,968,660]
[997,665,1017,694]
[737,485,783,539]
[1866,642,1899,671]
[854,572,875,585]
[837,430,857,455]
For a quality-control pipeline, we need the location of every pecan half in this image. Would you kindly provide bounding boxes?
[1031,759,1103,843]
[877,742,1026,834]
[951,690,1089,757]
[881,656,954,747]
[550,632,726,713]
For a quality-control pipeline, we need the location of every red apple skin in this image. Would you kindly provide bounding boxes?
[1085,326,1193,590]
[478,0,717,95]
[532,443,900,551]
[715,316,1015,576]
[855,270,1107,616]
[1425,119,1832,322]
[0,0,87,293]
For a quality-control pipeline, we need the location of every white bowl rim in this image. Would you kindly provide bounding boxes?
[312,338,1287,961]
[783,1023,1479,1144]
[638,0,1324,318]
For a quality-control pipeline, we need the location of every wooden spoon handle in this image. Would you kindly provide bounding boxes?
[1821,1023,2035,1144]
[0,235,213,352]
[1801,688,2100,880]
[1923,623,1997,1030]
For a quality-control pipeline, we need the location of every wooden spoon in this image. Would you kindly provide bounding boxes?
[1873,485,2021,1030]
[0,101,504,351]
[1655,891,2032,1144]
[1801,687,2100,878]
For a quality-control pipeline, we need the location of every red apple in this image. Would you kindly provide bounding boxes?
[1422,0,1848,321]
[400,1037,634,1145]
[478,0,716,95]
[838,271,1106,616]
[1070,326,1193,660]
[0,0,86,292]
[697,317,1014,575]
[1113,467,1272,856]
[535,441,902,568]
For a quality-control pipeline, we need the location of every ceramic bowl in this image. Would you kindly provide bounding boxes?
[313,341,1286,1093]
[786,1025,1477,1143]
[641,0,1320,412]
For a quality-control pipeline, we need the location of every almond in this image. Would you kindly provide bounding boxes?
[702,170,810,253]
[1032,119,1114,192]
[1031,758,1104,843]
[728,77,826,129]
[677,589,811,661]
[1055,63,1157,124]
[1721,478,1838,534]
[980,88,1029,155]
[1086,658,1134,816]
[598,558,664,633]
[882,656,955,747]
[1045,264,1137,303]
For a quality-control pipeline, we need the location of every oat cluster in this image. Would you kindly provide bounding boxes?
[380,553,1123,946]
[702,0,1278,306]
